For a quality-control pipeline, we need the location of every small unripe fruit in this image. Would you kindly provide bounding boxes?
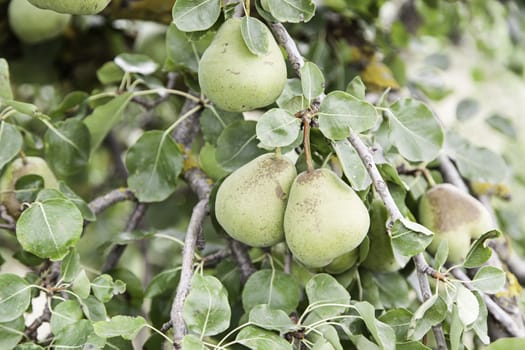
[8,0,70,44]
[419,183,495,264]
[215,153,297,247]
[198,18,287,112]
[284,168,370,268]
[28,0,111,15]
[0,157,59,217]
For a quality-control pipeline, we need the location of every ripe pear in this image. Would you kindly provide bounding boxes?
[8,0,71,44]
[215,153,297,247]
[0,157,59,217]
[28,0,111,15]
[284,168,370,268]
[361,199,401,272]
[419,183,495,264]
[198,18,287,112]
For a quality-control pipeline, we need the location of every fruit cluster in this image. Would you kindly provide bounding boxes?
[214,153,370,271]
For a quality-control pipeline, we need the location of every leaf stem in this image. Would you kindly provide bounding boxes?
[133,88,201,103]
[164,105,202,137]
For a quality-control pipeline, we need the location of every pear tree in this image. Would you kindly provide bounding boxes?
[1,0,525,349]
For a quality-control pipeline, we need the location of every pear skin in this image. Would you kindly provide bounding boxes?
[324,249,359,274]
[361,199,401,272]
[8,0,71,44]
[419,183,495,263]
[0,157,59,217]
[28,0,111,15]
[284,168,370,268]
[215,153,297,247]
[198,18,287,112]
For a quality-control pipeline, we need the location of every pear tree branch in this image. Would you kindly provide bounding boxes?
[87,188,137,216]
[270,21,448,350]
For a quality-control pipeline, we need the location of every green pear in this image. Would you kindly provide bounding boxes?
[215,153,297,247]
[0,157,59,217]
[284,168,370,268]
[419,183,495,264]
[198,18,287,112]
[361,199,401,272]
[28,0,111,15]
[8,0,71,44]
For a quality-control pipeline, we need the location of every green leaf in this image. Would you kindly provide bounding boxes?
[387,99,444,162]
[445,132,509,183]
[449,305,462,350]
[374,272,410,309]
[3,100,38,116]
[236,325,293,350]
[0,59,13,100]
[408,294,447,340]
[0,122,22,172]
[144,268,180,299]
[471,291,489,344]
[61,249,81,283]
[82,296,107,321]
[485,336,525,349]
[50,300,83,334]
[312,338,335,350]
[93,316,147,340]
[456,98,479,121]
[0,274,31,322]
[332,139,371,191]
[49,91,89,119]
[72,270,91,299]
[378,308,413,341]
[266,0,316,23]
[92,274,126,303]
[14,175,43,204]
[305,273,350,319]
[353,301,396,350]
[318,91,378,140]
[0,316,24,350]
[242,269,300,314]
[53,319,94,348]
[59,182,95,221]
[165,24,212,73]
[464,229,501,268]
[391,218,433,260]
[300,62,325,101]
[248,304,299,334]
[84,92,133,153]
[256,108,301,148]
[16,199,83,261]
[455,284,479,326]
[114,53,158,74]
[241,16,270,56]
[276,78,308,114]
[126,130,184,202]
[216,120,265,171]
[485,114,517,139]
[44,119,90,177]
[471,266,506,294]
[172,0,221,32]
[200,107,243,145]
[182,334,208,350]
[183,274,231,336]
[96,62,124,84]
[346,76,366,100]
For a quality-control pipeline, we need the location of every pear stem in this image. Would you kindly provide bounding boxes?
[421,167,436,187]
[303,116,314,172]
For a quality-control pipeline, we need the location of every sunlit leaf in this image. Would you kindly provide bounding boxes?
[248,304,299,334]
[0,316,24,349]
[93,316,147,340]
[241,17,270,56]
[300,62,325,101]
[332,139,371,191]
[456,284,479,326]
[114,53,158,74]
[471,266,506,294]
[305,273,350,319]
[172,0,221,32]
[266,0,315,23]
[256,108,301,148]
[236,325,292,350]
[0,274,31,322]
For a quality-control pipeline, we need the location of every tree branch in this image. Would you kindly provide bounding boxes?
[101,202,148,272]
[88,188,136,216]
[227,238,257,284]
[170,198,209,348]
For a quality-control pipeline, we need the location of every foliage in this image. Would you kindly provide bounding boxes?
[1,0,525,349]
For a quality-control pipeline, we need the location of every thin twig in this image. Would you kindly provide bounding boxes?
[25,302,51,341]
[348,132,449,350]
[88,188,136,216]
[101,203,148,272]
[202,249,232,267]
[228,238,257,284]
[269,23,305,74]
[170,199,209,348]
[0,204,15,225]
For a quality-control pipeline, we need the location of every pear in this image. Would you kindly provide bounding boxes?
[324,249,359,274]
[28,0,111,15]
[198,18,287,112]
[419,183,495,264]
[8,0,71,44]
[284,168,370,268]
[215,153,297,247]
[0,157,59,217]
[361,199,401,272]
